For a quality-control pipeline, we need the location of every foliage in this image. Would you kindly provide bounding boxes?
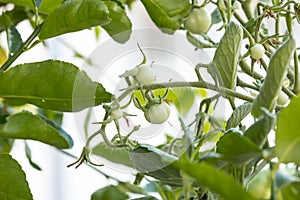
[1,0,300,199]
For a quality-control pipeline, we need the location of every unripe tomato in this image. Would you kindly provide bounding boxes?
[144,102,170,124]
[184,7,212,35]
[250,43,265,60]
[111,108,123,120]
[135,65,155,84]
[277,90,289,106]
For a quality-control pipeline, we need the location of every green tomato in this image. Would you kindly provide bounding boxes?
[277,90,289,106]
[184,7,212,35]
[135,65,156,84]
[144,102,170,124]
[250,43,265,60]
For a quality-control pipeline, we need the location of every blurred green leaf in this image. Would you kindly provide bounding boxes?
[0,60,112,112]
[39,0,110,39]
[172,160,256,200]
[132,196,158,200]
[248,169,271,199]
[280,182,300,200]
[226,102,252,130]
[252,38,296,117]
[130,145,182,186]
[208,21,243,90]
[244,109,276,148]
[140,0,190,34]
[0,7,28,33]
[7,25,23,54]
[102,1,132,43]
[216,131,261,165]
[211,8,222,25]
[25,142,42,170]
[117,182,145,194]
[276,95,300,165]
[0,111,73,149]
[33,0,42,8]
[275,171,300,189]
[0,138,13,153]
[0,0,64,14]
[91,185,128,200]
[92,142,134,168]
[0,154,33,200]
[186,31,216,49]
[37,108,63,126]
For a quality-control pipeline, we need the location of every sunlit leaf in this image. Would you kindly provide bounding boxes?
[39,0,110,39]
[252,37,296,117]
[0,60,112,112]
[0,111,73,149]
[0,154,33,200]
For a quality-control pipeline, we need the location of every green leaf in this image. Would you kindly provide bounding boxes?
[0,7,28,33]
[276,95,300,165]
[0,0,64,14]
[186,31,215,49]
[37,108,63,126]
[211,8,222,25]
[0,154,33,200]
[172,160,256,200]
[216,131,261,165]
[0,60,112,112]
[226,102,252,130]
[252,37,296,117]
[208,21,243,90]
[130,145,182,186]
[92,142,134,168]
[91,185,128,200]
[244,109,276,148]
[0,111,73,149]
[167,88,195,115]
[102,1,132,43]
[25,142,42,170]
[39,0,110,39]
[117,182,145,194]
[132,196,158,200]
[140,0,191,34]
[280,182,300,200]
[7,25,23,54]
[0,138,13,153]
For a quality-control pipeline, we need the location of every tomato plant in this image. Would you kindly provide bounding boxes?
[1,0,300,200]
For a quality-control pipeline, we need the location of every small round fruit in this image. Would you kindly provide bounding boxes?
[277,90,289,106]
[184,7,212,34]
[111,108,123,120]
[250,43,265,60]
[135,65,156,84]
[144,102,170,124]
